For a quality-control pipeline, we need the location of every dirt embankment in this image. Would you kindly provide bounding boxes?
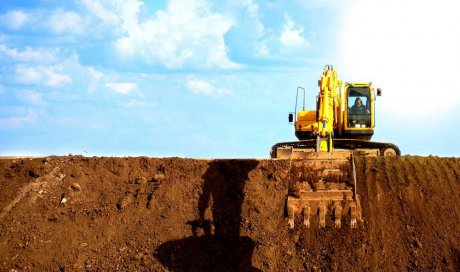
[0,156,459,271]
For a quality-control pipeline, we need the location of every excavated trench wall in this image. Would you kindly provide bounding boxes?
[0,156,459,271]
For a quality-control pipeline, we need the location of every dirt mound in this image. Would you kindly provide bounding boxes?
[1,156,459,271]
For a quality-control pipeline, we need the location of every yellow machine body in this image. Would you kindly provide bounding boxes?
[271,65,400,229]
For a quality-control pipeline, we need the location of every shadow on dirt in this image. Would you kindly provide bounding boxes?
[155,160,261,272]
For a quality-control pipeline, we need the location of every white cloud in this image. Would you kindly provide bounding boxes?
[297,0,345,9]
[240,0,263,33]
[2,10,29,29]
[121,99,155,108]
[255,40,269,57]
[105,82,137,94]
[87,67,104,81]
[0,44,58,63]
[16,90,47,105]
[240,0,268,57]
[81,0,237,69]
[48,9,86,34]
[280,13,310,50]
[87,66,104,93]
[186,78,231,96]
[17,66,41,83]
[80,0,120,25]
[0,109,38,128]
[1,8,88,35]
[339,0,460,120]
[16,65,72,87]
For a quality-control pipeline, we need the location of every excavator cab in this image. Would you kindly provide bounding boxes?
[344,84,375,140]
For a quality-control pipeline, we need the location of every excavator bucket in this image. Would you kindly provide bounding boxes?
[285,152,363,229]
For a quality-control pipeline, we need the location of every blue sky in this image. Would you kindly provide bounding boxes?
[1,0,459,158]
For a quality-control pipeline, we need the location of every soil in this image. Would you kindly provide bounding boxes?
[1,155,459,271]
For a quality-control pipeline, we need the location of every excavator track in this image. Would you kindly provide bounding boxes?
[271,139,401,158]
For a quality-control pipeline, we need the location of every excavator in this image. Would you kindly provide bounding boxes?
[271,65,400,229]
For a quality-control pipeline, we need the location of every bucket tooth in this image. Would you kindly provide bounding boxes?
[319,203,326,228]
[349,203,357,228]
[350,218,357,228]
[302,206,311,228]
[333,201,342,228]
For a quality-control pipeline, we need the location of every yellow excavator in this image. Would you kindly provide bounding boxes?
[271,65,400,229]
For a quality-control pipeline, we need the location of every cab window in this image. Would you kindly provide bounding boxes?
[348,88,371,128]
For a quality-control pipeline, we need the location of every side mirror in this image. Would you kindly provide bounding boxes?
[288,113,294,123]
[376,88,382,96]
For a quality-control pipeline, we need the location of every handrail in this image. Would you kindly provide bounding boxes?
[294,87,306,123]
